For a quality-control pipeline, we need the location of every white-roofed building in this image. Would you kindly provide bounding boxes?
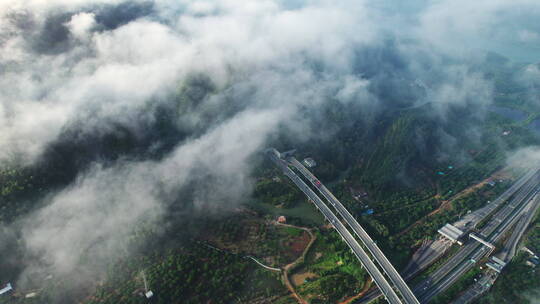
[303,158,316,168]
[0,283,13,296]
[438,223,465,245]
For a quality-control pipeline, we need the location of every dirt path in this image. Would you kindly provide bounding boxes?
[395,168,506,238]
[338,278,373,304]
[275,222,317,304]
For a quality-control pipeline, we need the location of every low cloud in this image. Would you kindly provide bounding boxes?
[518,30,540,43]
[17,105,290,287]
[506,146,540,170]
[0,0,540,299]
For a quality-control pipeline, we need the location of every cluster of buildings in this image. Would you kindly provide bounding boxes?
[352,191,368,201]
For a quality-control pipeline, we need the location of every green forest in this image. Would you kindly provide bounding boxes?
[1,54,540,304]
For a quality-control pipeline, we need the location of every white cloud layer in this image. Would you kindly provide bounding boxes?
[0,0,539,297]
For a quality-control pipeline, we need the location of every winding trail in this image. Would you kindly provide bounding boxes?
[246,256,281,272]
[338,278,373,304]
[395,168,507,238]
[275,222,317,304]
[200,221,317,304]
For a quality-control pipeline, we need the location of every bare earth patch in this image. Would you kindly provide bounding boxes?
[291,271,318,287]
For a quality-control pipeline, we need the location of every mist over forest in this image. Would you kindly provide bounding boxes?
[1,0,540,303]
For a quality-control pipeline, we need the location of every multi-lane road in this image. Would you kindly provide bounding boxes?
[269,148,540,303]
[356,239,452,304]
[451,271,497,304]
[453,169,538,230]
[480,171,539,238]
[416,170,540,302]
[452,191,540,304]
[267,150,404,304]
[496,193,540,262]
[287,157,420,304]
